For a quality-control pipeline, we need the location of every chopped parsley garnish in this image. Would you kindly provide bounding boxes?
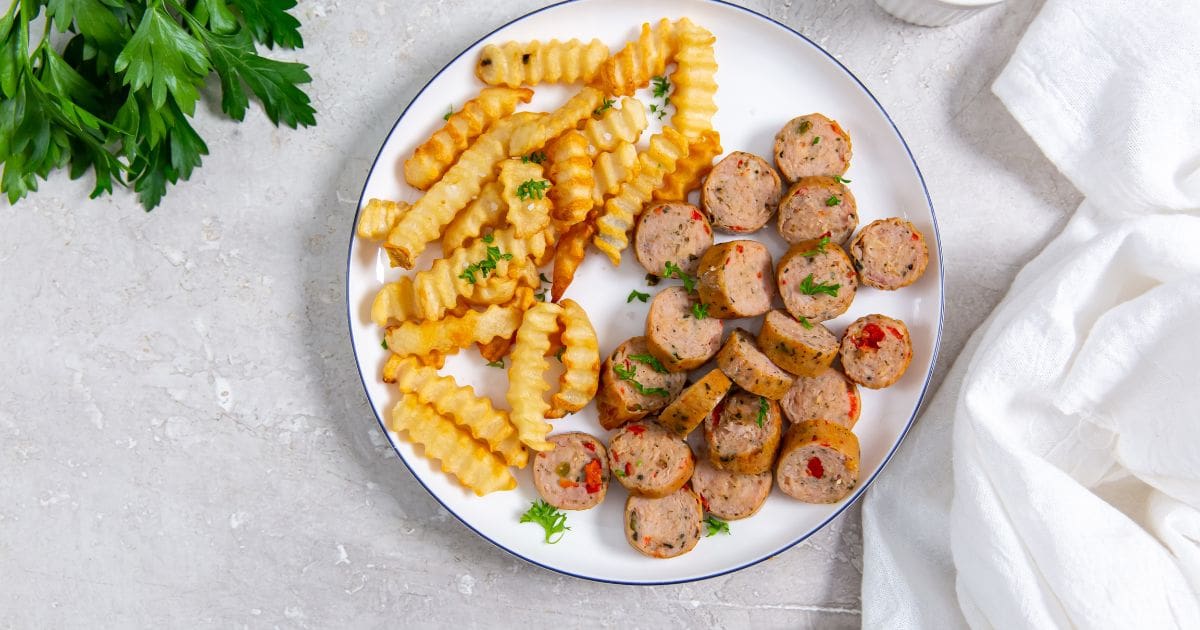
[444,105,454,121]
[796,315,814,329]
[458,246,513,284]
[593,97,616,116]
[652,76,671,98]
[539,273,551,284]
[380,338,388,350]
[554,346,565,362]
[798,235,831,257]
[691,302,709,320]
[663,261,697,293]
[520,499,569,544]
[613,468,627,478]
[534,290,546,302]
[812,136,822,145]
[704,515,731,537]
[833,175,852,184]
[486,359,505,369]
[629,353,668,373]
[613,363,670,396]
[825,195,841,206]
[798,120,812,134]
[627,289,651,303]
[481,233,494,244]
[522,151,547,165]
[516,179,551,200]
[756,396,769,428]
[798,274,840,297]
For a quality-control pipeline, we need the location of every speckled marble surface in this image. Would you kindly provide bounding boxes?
[0,1,1079,627]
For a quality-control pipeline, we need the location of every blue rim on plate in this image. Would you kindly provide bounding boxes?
[346,0,944,585]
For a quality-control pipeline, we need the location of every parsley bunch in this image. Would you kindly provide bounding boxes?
[0,0,315,210]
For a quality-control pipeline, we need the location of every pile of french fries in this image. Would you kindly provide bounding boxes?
[356,17,721,496]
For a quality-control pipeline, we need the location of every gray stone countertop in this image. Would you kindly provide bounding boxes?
[0,0,1078,627]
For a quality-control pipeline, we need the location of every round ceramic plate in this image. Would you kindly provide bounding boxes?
[348,0,942,584]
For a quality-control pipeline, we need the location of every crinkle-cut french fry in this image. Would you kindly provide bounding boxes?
[372,276,421,326]
[550,219,595,302]
[596,19,676,97]
[390,394,516,496]
[509,87,603,157]
[384,114,536,269]
[475,38,609,87]
[385,299,524,357]
[390,356,527,468]
[668,19,718,139]
[357,199,410,241]
[478,334,515,363]
[546,131,594,226]
[441,180,505,253]
[499,159,552,238]
[593,127,691,265]
[383,350,454,381]
[414,226,547,320]
[591,141,638,206]
[546,299,600,418]
[467,273,519,306]
[506,302,563,452]
[581,97,647,153]
[653,130,722,202]
[404,87,533,190]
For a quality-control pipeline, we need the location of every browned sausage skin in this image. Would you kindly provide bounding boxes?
[776,419,860,503]
[635,202,714,276]
[705,389,783,474]
[701,151,783,234]
[696,240,775,319]
[533,432,610,510]
[597,337,687,429]
[757,309,839,377]
[715,329,795,399]
[624,485,704,558]
[658,368,733,438]
[773,114,852,183]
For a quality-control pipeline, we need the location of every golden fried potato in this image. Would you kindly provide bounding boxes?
[591,141,638,206]
[507,302,562,451]
[509,87,604,156]
[404,87,533,190]
[593,127,691,265]
[390,356,528,468]
[477,334,515,363]
[441,180,506,253]
[413,226,548,320]
[390,393,516,495]
[546,130,594,226]
[385,301,523,356]
[357,199,410,241]
[476,38,609,87]
[596,19,676,97]
[668,19,718,139]
[499,159,552,238]
[372,276,421,327]
[581,97,647,153]
[654,129,722,202]
[550,219,595,302]
[546,299,600,418]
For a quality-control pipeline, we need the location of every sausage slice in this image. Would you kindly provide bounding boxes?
[597,337,687,429]
[849,217,930,290]
[757,309,839,377]
[645,286,723,372]
[608,421,695,498]
[780,367,861,429]
[658,368,733,438]
[701,151,782,233]
[533,432,609,510]
[704,389,783,474]
[773,114,852,183]
[776,419,859,503]
[696,240,775,319]
[840,314,913,389]
[690,459,771,521]
[776,238,858,322]
[716,329,795,400]
[776,176,858,246]
[624,485,704,559]
[635,202,714,276]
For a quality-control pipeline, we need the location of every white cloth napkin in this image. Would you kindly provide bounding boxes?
[861,0,1200,627]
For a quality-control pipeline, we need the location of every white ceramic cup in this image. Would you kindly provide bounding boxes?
[875,0,1005,27]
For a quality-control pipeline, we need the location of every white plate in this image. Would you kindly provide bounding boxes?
[347,0,943,584]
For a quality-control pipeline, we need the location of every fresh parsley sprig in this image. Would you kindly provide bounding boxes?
[520,499,569,544]
[516,178,551,200]
[704,515,730,537]
[613,363,669,397]
[662,261,697,293]
[798,236,831,257]
[458,245,513,284]
[626,289,650,303]
[629,353,667,373]
[756,396,769,428]
[798,273,840,297]
[796,315,814,329]
[0,0,315,210]
[691,302,709,320]
[593,97,614,116]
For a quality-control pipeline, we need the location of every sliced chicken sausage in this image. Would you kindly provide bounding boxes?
[839,314,913,389]
[701,151,782,234]
[776,176,858,246]
[658,368,733,438]
[608,421,695,498]
[690,459,772,521]
[645,286,723,372]
[716,329,795,400]
[533,432,609,510]
[624,485,704,559]
[849,217,930,290]
[780,367,861,429]
[757,309,839,377]
[776,238,858,322]
[773,113,852,183]
[776,419,860,503]
[597,336,687,429]
[705,389,783,474]
[635,202,714,276]
[696,240,775,319]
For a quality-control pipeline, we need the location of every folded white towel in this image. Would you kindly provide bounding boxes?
[861,0,1200,627]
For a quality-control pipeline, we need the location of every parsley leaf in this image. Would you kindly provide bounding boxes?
[443,104,453,121]
[812,136,821,145]
[704,515,731,537]
[520,499,569,544]
[116,6,211,114]
[554,346,565,362]
[629,353,667,373]
[756,396,768,428]
[798,236,831,257]
[593,97,614,116]
[627,289,650,303]
[663,261,697,293]
[521,151,546,164]
[459,245,513,284]
[486,359,504,368]
[651,75,670,98]
[516,178,550,200]
[796,315,814,329]
[833,175,852,184]
[798,273,840,297]
[825,194,841,206]
[481,233,494,244]
[229,0,305,49]
[194,26,315,127]
[691,302,709,320]
[613,363,670,396]
[380,338,388,350]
